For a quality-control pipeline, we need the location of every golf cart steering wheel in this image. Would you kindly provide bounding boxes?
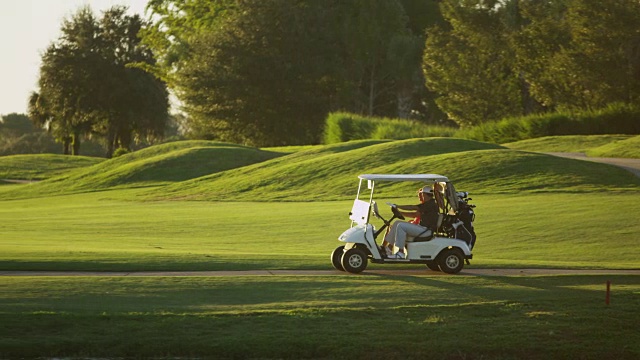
[390,204,405,220]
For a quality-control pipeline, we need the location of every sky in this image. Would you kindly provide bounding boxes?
[0,0,150,116]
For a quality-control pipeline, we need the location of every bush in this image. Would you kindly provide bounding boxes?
[456,102,640,144]
[323,112,456,144]
[0,133,60,156]
[323,112,377,143]
[112,147,130,158]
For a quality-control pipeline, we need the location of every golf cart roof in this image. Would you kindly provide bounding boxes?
[358,174,449,182]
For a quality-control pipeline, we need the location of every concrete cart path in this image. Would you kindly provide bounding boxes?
[1,269,639,277]
[545,152,640,177]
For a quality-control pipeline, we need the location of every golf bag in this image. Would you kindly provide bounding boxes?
[456,200,476,249]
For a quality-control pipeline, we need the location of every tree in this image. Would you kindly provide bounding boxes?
[29,7,102,155]
[514,0,640,110]
[394,0,449,123]
[145,0,424,145]
[1,113,37,138]
[31,6,169,157]
[387,33,424,119]
[423,0,526,127]
[177,0,343,146]
[95,6,170,157]
[335,0,412,117]
[0,113,62,156]
[423,0,640,127]
[141,0,236,85]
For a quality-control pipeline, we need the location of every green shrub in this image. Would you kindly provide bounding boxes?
[576,102,640,134]
[324,103,640,145]
[112,147,130,158]
[456,102,640,144]
[323,112,377,143]
[371,120,456,139]
[323,112,456,144]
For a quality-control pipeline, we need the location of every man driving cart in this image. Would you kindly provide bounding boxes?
[382,186,439,259]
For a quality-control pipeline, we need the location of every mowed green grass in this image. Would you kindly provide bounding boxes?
[1,191,639,271]
[1,136,639,359]
[142,138,639,201]
[1,137,639,270]
[503,134,637,156]
[2,137,639,201]
[0,140,284,197]
[1,275,638,359]
[0,153,104,182]
[587,135,640,158]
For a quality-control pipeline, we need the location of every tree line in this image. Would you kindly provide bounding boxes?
[424,0,640,127]
[28,6,169,157]
[23,0,640,155]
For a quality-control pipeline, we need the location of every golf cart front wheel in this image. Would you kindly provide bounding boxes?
[437,249,464,274]
[341,248,368,273]
[331,246,346,271]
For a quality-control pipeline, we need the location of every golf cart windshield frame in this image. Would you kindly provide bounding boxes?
[352,174,452,226]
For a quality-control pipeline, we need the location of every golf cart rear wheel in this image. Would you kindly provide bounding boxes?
[437,249,464,274]
[425,261,441,272]
[341,248,368,273]
[331,246,346,271]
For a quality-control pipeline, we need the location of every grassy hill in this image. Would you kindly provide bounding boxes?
[502,134,633,153]
[0,154,103,182]
[143,138,504,201]
[0,141,283,198]
[145,137,639,201]
[2,137,639,200]
[586,135,640,158]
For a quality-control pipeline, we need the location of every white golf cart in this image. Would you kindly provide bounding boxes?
[331,174,476,274]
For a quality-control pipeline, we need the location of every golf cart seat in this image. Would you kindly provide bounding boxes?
[408,213,444,242]
[411,232,435,242]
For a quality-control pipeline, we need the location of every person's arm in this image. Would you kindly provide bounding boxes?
[395,204,420,218]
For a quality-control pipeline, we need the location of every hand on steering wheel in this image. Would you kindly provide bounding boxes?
[389,203,405,220]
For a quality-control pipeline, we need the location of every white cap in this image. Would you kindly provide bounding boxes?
[420,186,433,194]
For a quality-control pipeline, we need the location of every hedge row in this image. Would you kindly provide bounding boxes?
[323,112,457,144]
[457,103,640,144]
[325,103,640,144]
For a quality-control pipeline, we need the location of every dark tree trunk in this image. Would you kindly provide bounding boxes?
[72,131,81,155]
[105,130,116,158]
[62,137,71,155]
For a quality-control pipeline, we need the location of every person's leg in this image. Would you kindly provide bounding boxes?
[382,222,401,255]
[394,222,430,251]
[383,222,400,246]
[381,227,390,247]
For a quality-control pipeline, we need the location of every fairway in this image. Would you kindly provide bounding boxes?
[1,137,639,359]
[2,191,640,271]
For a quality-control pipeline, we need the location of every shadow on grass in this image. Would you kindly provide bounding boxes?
[1,274,639,359]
